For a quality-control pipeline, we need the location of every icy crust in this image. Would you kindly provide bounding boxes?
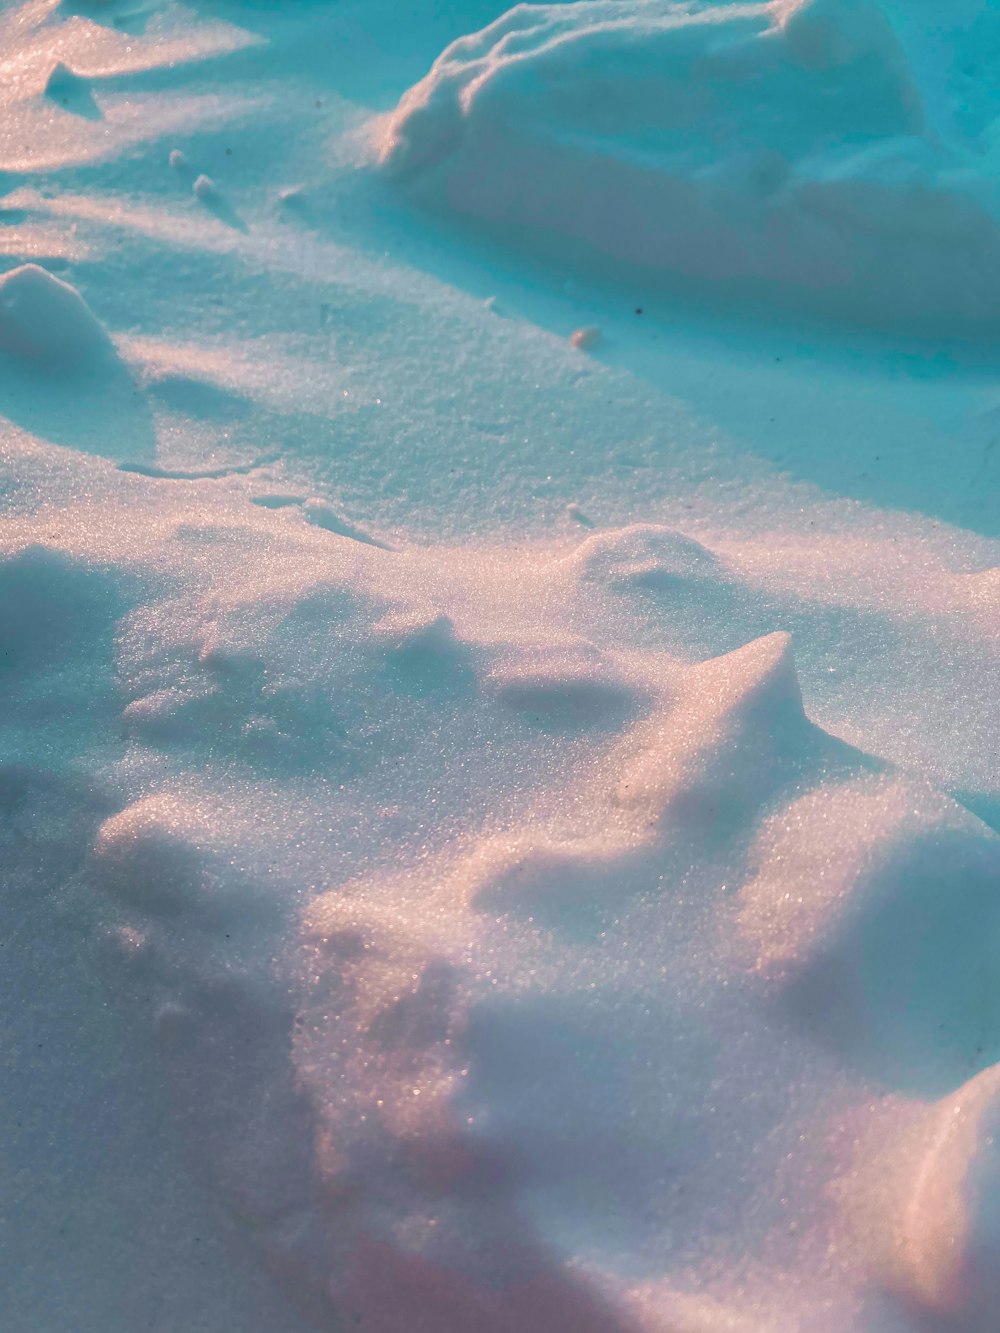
[382,0,1000,333]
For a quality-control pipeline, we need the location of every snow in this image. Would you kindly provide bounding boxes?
[1,1,999,1332]
[0,264,113,366]
[382,0,1000,336]
[902,1064,1000,1326]
[571,325,601,349]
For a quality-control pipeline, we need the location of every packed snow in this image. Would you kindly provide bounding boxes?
[1,2,999,1332]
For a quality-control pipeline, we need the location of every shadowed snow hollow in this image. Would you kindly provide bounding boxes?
[382,0,1000,334]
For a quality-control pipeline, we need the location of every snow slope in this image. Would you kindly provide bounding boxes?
[1,2,999,1332]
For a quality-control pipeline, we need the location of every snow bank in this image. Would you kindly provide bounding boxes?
[382,0,1000,334]
[285,608,1000,1331]
[79,503,1000,1332]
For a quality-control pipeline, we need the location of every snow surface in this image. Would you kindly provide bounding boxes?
[1,1,999,1331]
[383,0,1000,336]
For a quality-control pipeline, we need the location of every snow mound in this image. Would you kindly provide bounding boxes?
[737,777,1000,1091]
[566,524,721,594]
[485,637,641,732]
[616,632,811,828]
[93,795,279,924]
[278,632,861,1328]
[0,264,114,368]
[382,0,1000,334]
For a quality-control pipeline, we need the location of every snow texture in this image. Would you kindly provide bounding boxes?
[1,1,999,1331]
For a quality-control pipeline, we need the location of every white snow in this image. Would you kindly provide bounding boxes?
[0,264,113,366]
[1,1,999,1331]
[383,0,1000,336]
[902,1064,1000,1327]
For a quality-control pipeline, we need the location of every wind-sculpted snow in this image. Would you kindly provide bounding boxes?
[3,0,1000,1328]
[4,461,998,1330]
[383,0,1000,334]
[13,479,983,1332]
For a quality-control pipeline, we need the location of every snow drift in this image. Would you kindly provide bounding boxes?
[382,0,1000,335]
[4,0,1000,1329]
